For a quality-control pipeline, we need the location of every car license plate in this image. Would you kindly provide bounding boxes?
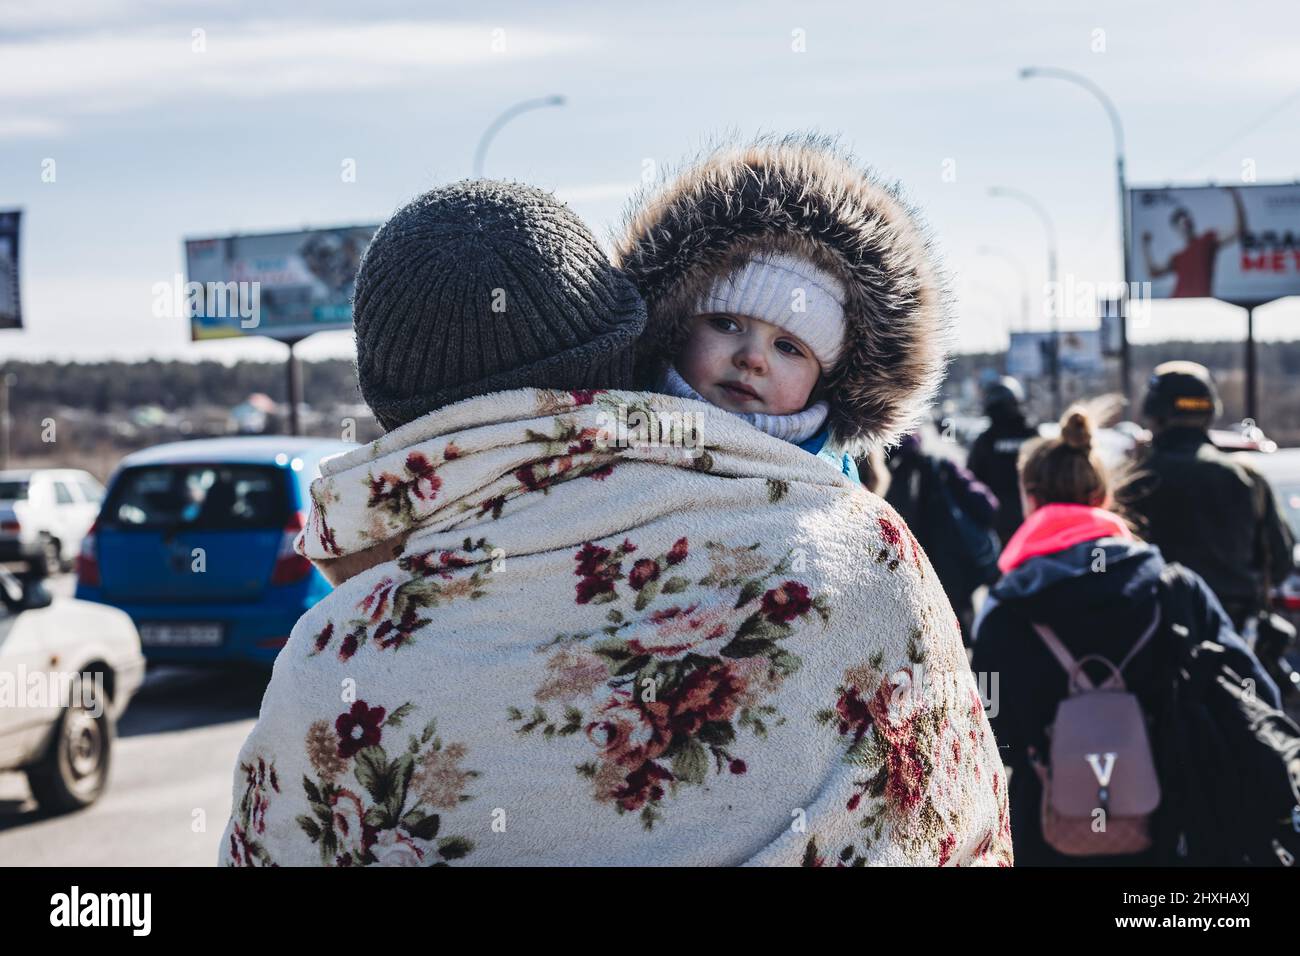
[139,623,223,647]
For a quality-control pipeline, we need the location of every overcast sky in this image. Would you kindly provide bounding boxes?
[2,0,1299,365]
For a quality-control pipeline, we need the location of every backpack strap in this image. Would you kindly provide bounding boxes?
[1030,622,1089,688]
[1032,604,1162,692]
[1113,604,1163,681]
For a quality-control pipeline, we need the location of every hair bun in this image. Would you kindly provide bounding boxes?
[1060,407,1093,452]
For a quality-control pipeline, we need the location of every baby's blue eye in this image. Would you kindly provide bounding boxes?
[709,316,740,333]
[776,339,806,357]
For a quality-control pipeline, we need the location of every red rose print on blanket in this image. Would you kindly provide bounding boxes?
[817,631,1012,866]
[308,538,497,660]
[277,700,480,867]
[512,535,829,829]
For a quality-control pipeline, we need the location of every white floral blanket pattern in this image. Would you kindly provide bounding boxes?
[219,388,1012,866]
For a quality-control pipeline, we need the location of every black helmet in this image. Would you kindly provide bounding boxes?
[983,376,1025,415]
[1141,360,1221,424]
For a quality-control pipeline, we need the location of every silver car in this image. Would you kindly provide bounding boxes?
[1246,448,1300,621]
[0,566,145,812]
[0,469,104,575]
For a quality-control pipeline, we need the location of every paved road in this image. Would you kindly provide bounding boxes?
[0,576,266,866]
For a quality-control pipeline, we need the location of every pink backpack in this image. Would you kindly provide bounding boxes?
[1029,608,1163,856]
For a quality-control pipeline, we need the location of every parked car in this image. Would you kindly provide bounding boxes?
[74,436,355,667]
[1238,447,1300,709]
[1246,448,1300,618]
[0,564,145,812]
[0,469,105,576]
[1211,420,1279,454]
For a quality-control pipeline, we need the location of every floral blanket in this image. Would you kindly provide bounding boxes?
[219,388,1012,866]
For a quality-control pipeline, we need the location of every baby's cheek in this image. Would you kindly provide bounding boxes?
[678,345,721,391]
[769,373,816,414]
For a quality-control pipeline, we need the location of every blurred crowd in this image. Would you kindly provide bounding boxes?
[868,360,1299,866]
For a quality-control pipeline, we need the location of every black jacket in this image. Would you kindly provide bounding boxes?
[885,442,998,613]
[970,537,1279,866]
[968,413,1038,545]
[1126,426,1296,624]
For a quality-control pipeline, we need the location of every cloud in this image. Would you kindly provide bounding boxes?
[0,19,598,131]
[0,115,65,138]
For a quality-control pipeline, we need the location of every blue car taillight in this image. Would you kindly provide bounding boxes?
[270,511,312,585]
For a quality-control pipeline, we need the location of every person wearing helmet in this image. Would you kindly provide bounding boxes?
[1126,361,1296,633]
[968,376,1039,545]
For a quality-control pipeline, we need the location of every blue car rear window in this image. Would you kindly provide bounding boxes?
[103,464,290,530]
[0,480,29,500]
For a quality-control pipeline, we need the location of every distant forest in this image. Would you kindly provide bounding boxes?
[2,338,1299,479]
[0,356,366,415]
[5,339,1295,418]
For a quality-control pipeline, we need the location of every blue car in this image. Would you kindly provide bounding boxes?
[75,436,355,667]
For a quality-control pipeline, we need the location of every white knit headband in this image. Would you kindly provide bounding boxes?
[695,252,847,370]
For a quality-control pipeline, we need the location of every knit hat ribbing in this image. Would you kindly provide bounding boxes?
[695,251,847,370]
[353,180,648,432]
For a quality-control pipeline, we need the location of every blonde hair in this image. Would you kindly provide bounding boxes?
[1019,399,1120,509]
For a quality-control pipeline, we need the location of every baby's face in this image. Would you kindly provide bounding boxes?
[677,313,821,416]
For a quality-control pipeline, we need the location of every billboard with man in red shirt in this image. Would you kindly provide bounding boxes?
[1129,183,1300,304]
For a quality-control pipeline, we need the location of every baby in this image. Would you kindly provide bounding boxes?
[618,135,946,484]
[656,250,857,478]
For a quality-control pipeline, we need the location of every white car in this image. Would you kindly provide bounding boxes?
[0,566,145,812]
[0,469,105,575]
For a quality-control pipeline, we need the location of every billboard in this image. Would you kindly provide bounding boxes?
[1128,183,1300,304]
[0,209,20,330]
[184,225,376,342]
[1006,330,1105,381]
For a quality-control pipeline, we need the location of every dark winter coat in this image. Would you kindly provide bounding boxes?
[968,411,1038,545]
[971,533,1280,866]
[885,437,998,614]
[1126,426,1296,625]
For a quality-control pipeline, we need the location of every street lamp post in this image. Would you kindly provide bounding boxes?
[989,186,1061,418]
[0,372,14,470]
[1020,67,1132,404]
[472,95,566,179]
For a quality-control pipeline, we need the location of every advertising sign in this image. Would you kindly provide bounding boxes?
[0,209,21,330]
[1007,330,1105,380]
[1129,183,1300,304]
[183,225,376,342]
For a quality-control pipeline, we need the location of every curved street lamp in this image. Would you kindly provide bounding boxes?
[989,185,1061,417]
[1020,66,1132,401]
[473,95,567,178]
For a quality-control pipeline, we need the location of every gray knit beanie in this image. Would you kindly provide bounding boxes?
[353,180,647,431]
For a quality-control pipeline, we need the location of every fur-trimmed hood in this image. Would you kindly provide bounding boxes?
[614,134,951,456]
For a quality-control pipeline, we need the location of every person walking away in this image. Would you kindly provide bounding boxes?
[219,174,1013,867]
[971,402,1280,865]
[968,376,1038,546]
[886,429,999,643]
[1125,362,1297,700]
